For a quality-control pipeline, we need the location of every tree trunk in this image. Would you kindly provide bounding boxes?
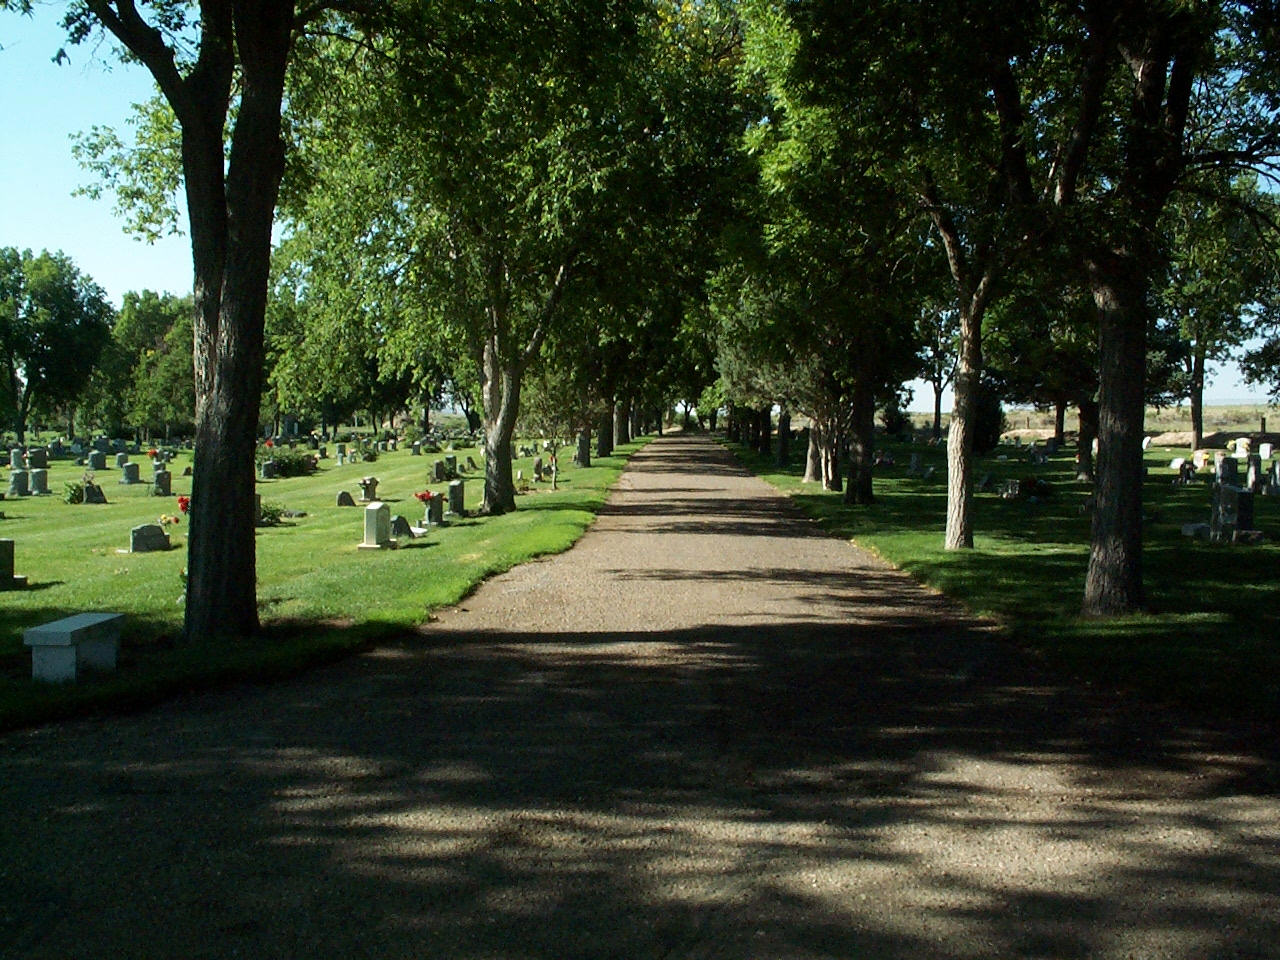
[614,397,631,445]
[478,342,520,516]
[756,406,772,455]
[596,404,614,458]
[776,409,791,466]
[575,428,591,467]
[1189,346,1205,451]
[1082,255,1147,615]
[1054,398,1066,443]
[945,305,981,549]
[843,385,875,505]
[629,404,640,440]
[822,423,842,492]
[803,424,821,483]
[932,380,944,441]
[1076,397,1098,482]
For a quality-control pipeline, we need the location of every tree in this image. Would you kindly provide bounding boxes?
[0,247,113,443]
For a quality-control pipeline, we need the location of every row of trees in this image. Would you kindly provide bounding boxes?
[7,0,1280,643]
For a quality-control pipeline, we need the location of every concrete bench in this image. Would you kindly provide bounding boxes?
[23,613,124,683]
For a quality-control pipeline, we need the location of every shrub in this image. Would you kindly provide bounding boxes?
[63,481,84,504]
[272,449,317,478]
[257,501,287,526]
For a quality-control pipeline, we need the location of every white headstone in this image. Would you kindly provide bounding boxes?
[358,501,397,549]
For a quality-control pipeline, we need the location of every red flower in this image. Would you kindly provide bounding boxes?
[148,448,158,458]
[414,490,435,502]
[264,439,274,448]
[177,495,191,514]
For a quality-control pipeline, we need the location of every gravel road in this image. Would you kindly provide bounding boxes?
[1,433,1277,959]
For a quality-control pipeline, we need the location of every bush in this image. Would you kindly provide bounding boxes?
[973,379,1007,455]
[257,501,287,527]
[63,481,84,504]
[272,449,317,478]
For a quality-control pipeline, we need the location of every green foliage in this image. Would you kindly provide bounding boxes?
[972,378,1006,456]
[62,480,84,504]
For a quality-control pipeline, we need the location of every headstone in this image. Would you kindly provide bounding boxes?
[412,441,422,456]
[908,453,921,474]
[1181,522,1211,541]
[29,468,50,496]
[88,450,107,471]
[432,460,446,482]
[153,470,172,497]
[308,436,319,450]
[93,437,110,453]
[1141,436,1152,450]
[1246,454,1264,492]
[115,452,130,469]
[1001,479,1021,500]
[83,483,107,504]
[358,501,397,550]
[533,456,544,481]
[448,479,464,516]
[9,449,22,469]
[337,442,347,457]
[1217,456,1239,484]
[27,447,48,469]
[336,490,356,507]
[390,515,415,540]
[318,445,327,459]
[357,476,379,502]
[467,456,479,471]
[1260,442,1274,460]
[120,462,141,485]
[377,441,388,453]
[1045,437,1059,455]
[388,438,397,451]
[1178,461,1197,484]
[1211,485,1255,543]
[0,539,28,590]
[337,452,347,466]
[1235,437,1252,457]
[260,459,278,480]
[70,441,85,456]
[7,470,29,497]
[1192,449,1210,470]
[130,523,171,553]
[445,454,457,477]
[112,439,126,453]
[423,494,444,526]
[977,473,994,492]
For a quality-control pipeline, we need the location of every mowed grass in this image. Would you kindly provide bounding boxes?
[0,438,648,729]
[728,435,1280,722]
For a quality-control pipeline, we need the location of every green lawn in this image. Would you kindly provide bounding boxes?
[727,436,1280,722]
[0,437,647,730]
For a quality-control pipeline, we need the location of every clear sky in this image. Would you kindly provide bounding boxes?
[1,6,1273,412]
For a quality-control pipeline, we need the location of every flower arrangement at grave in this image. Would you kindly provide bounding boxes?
[413,490,436,503]
[158,513,181,526]
[148,447,159,459]
[177,495,190,514]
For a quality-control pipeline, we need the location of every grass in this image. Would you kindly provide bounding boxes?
[726,433,1280,722]
[0,437,649,730]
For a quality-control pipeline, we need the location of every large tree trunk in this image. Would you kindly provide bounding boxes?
[821,421,842,492]
[1189,347,1205,451]
[182,2,293,643]
[1082,254,1147,615]
[843,385,876,505]
[596,403,614,458]
[756,406,772,455]
[478,341,520,516]
[803,423,821,483]
[575,427,591,467]
[932,380,944,442]
[1054,398,1067,443]
[614,397,631,445]
[1076,397,1099,481]
[945,305,981,548]
[776,409,791,466]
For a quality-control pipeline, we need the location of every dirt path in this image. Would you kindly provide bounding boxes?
[1,434,1277,959]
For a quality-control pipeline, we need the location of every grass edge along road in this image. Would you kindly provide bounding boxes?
[724,435,1280,726]
[0,437,652,732]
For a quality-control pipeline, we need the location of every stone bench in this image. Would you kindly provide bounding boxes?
[23,613,124,683]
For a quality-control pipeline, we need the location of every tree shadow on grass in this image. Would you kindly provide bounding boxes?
[1,617,1277,959]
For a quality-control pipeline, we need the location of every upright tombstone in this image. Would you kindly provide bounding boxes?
[88,450,108,471]
[411,440,422,456]
[83,482,107,504]
[120,462,141,485]
[467,455,479,471]
[432,459,446,482]
[153,469,172,497]
[260,459,278,480]
[357,476,379,502]
[532,456,544,481]
[1217,456,1239,484]
[447,479,465,517]
[336,452,347,466]
[336,442,347,458]
[423,494,444,526]
[1,539,28,589]
[8,449,23,469]
[1246,454,1264,493]
[26,447,48,469]
[444,454,458,477]
[336,490,357,507]
[1260,442,1274,460]
[7,470,29,498]
[92,437,111,453]
[115,452,130,469]
[29,468,50,496]
[389,515,415,541]
[318,444,327,459]
[130,523,171,552]
[358,501,397,550]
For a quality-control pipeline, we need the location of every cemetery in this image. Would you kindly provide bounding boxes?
[0,429,638,728]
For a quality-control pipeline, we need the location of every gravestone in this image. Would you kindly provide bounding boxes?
[308,436,319,450]
[533,456,544,481]
[1001,479,1021,500]
[390,515,414,540]
[8,449,22,469]
[447,480,465,517]
[1247,455,1264,493]
[27,447,48,469]
[318,445,327,459]
[389,439,397,451]
[120,463,141,485]
[423,495,444,526]
[93,437,110,453]
[1261,442,1274,460]
[130,523,171,553]
[1235,437,1252,457]
[432,460,446,482]
[377,441,388,453]
[358,501,397,550]
[1045,437,1059,455]
[1217,457,1239,484]
[336,442,347,457]
[260,459,278,480]
[977,473,994,492]
[153,470,172,497]
[83,483,107,504]
[1178,461,1197,484]
[357,476,379,502]
[88,450,107,471]
[336,490,356,507]
[29,468,50,496]
[337,453,347,466]
[7,470,29,497]
[1,539,28,589]
[112,439,126,453]
[115,452,130,469]
[1141,436,1152,450]
[907,453,921,475]
[467,456,479,471]
[412,441,422,456]
[1211,485,1255,543]
[444,454,457,477]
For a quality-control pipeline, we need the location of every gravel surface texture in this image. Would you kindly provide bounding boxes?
[1,433,1277,959]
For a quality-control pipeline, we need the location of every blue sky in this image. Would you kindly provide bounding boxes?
[1,7,1272,410]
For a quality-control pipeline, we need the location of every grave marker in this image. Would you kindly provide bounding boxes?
[390,515,415,540]
[1,539,28,589]
[88,450,107,470]
[130,523,171,552]
[120,462,141,485]
[358,501,397,549]
[336,490,356,507]
[153,470,172,497]
[27,447,48,469]
[7,470,29,497]
[115,452,130,469]
[448,479,465,516]
[29,468,50,496]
